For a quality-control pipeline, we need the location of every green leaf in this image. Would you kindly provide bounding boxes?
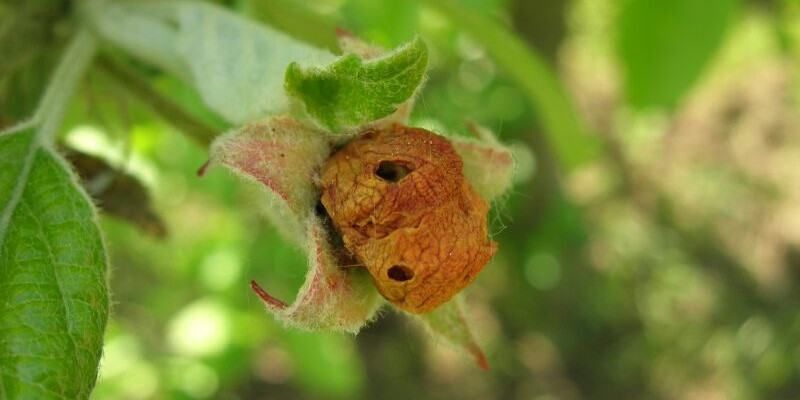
[82,0,335,125]
[80,1,187,79]
[285,37,428,132]
[0,128,109,400]
[0,31,108,400]
[241,0,341,53]
[617,0,740,108]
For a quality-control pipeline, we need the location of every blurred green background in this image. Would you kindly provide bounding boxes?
[4,0,800,399]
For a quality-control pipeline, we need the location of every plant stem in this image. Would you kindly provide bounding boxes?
[96,54,219,147]
[34,29,97,144]
[1,29,96,245]
[416,0,602,170]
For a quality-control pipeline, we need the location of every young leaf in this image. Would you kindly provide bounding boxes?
[285,37,428,132]
[448,123,516,204]
[0,31,109,399]
[617,0,740,108]
[250,218,383,333]
[412,297,488,370]
[208,116,384,332]
[209,116,330,245]
[82,0,335,125]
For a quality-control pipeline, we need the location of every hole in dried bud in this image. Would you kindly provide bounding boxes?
[375,161,411,183]
[387,265,414,282]
[362,130,377,139]
[315,200,328,218]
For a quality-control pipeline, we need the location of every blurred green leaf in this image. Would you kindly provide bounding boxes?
[83,0,335,124]
[448,123,517,203]
[0,31,108,400]
[413,297,488,370]
[417,0,601,170]
[617,0,740,108]
[0,0,68,78]
[341,0,419,47]
[0,51,55,124]
[285,37,428,132]
[242,0,341,53]
[0,0,69,124]
[95,55,222,146]
[81,1,186,79]
[283,332,365,399]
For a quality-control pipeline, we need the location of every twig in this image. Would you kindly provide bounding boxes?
[95,54,220,147]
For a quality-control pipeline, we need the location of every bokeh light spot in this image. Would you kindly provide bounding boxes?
[199,247,242,291]
[174,361,219,399]
[167,299,231,356]
[524,253,561,290]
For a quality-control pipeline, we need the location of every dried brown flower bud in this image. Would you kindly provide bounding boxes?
[320,125,496,313]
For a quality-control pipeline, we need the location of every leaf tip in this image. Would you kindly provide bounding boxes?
[411,35,428,55]
[470,342,490,370]
[197,159,211,177]
[284,61,302,88]
[251,280,288,309]
[335,27,355,38]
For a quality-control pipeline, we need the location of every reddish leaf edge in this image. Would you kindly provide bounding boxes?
[456,307,490,371]
[250,280,289,309]
[197,159,211,177]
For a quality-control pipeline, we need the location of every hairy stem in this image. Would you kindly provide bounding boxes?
[34,29,96,144]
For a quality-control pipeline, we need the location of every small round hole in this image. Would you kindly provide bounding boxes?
[314,200,328,217]
[375,161,411,183]
[387,265,414,282]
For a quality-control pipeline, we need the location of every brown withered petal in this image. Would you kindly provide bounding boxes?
[65,148,167,237]
[320,124,497,313]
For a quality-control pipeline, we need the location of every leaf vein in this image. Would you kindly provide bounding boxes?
[0,129,37,248]
[20,198,81,373]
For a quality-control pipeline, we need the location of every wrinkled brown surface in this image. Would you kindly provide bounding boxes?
[320,125,496,313]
